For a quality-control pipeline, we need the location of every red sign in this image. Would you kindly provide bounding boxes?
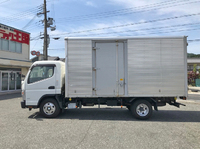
[31,50,40,56]
[0,29,29,45]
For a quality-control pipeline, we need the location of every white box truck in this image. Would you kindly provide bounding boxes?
[21,37,188,119]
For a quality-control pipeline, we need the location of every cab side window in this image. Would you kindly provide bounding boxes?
[28,66,54,84]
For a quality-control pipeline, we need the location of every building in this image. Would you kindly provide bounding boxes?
[0,23,31,94]
[31,54,65,62]
[187,58,200,71]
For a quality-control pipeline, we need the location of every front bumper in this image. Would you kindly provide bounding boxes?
[21,100,26,108]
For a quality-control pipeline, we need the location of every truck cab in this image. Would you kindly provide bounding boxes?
[21,61,65,117]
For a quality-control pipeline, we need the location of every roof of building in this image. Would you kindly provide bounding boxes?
[0,23,30,34]
[187,58,200,64]
[65,36,187,40]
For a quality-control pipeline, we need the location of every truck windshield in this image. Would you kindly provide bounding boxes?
[28,65,54,84]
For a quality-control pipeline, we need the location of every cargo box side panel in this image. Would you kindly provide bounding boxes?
[67,40,92,97]
[160,38,185,96]
[128,39,162,96]
[128,38,186,97]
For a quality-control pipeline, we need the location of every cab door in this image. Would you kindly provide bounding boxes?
[25,64,56,106]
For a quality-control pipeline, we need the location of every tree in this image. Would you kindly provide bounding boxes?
[188,64,199,86]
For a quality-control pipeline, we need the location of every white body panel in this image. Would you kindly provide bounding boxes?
[65,39,92,97]
[24,61,65,106]
[127,38,187,96]
[65,37,188,98]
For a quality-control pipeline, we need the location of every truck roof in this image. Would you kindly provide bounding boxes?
[33,60,65,66]
[65,36,187,40]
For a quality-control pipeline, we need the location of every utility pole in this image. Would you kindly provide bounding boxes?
[43,0,48,60]
[36,0,56,60]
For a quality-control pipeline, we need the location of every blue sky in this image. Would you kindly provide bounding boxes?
[0,0,200,58]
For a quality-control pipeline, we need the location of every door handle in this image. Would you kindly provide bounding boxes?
[48,86,55,89]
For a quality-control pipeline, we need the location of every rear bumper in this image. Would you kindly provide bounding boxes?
[21,100,26,108]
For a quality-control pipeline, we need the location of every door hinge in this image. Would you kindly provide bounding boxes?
[93,47,99,50]
[92,67,100,71]
[93,88,97,91]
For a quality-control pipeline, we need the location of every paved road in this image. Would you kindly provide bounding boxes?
[187,93,200,101]
[0,93,200,149]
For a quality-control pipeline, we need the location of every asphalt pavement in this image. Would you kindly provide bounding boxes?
[0,93,200,149]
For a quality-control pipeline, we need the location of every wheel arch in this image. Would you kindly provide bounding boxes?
[37,94,58,108]
[129,97,158,111]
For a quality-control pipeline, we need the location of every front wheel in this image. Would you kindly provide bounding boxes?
[131,100,152,120]
[40,98,61,118]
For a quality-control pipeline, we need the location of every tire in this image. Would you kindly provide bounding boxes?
[131,100,152,120]
[40,98,61,118]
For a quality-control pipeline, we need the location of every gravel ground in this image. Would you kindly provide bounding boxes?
[0,93,200,149]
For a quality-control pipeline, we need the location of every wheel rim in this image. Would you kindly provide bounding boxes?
[136,103,149,117]
[43,102,56,115]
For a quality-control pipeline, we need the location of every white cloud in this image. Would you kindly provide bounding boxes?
[110,0,200,15]
[85,1,97,7]
[109,0,160,7]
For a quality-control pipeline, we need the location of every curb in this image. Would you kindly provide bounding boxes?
[0,91,21,96]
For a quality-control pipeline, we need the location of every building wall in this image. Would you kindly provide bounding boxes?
[21,67,29,79]
[0,24,31,93]
[0,24,30,61]
[0,44,29,61]
[187,58,200,71]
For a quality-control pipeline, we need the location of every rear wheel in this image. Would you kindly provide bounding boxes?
[40,98,61,118]
[131,100,152,120]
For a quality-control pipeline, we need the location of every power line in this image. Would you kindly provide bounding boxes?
[57,0,200,23]
[31,21,200,41]
[64,27,200,37]
[1,4,43,23]
[57,0,179,21]
[30,35,41,41]
[29,22,200,41]
[63,22,200,36]
[32,48,65,52]
[3,8,40,20]
[28,0,199,34]
[22,15,38,30]
[24,21,44,31]
[188,39,200,42]
[50,12,200,36]
[31,40,39,51]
